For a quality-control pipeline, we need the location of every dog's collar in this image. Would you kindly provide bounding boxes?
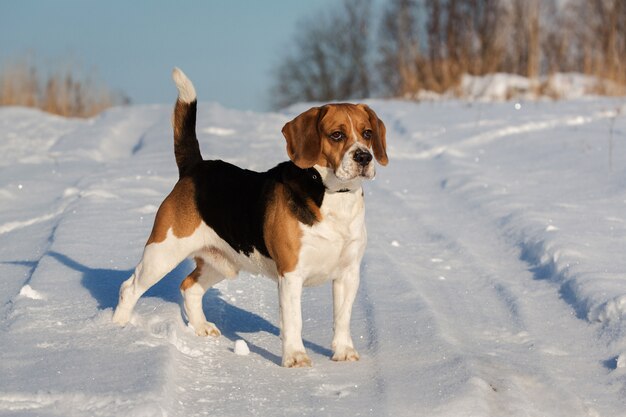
[306,168,348,192]
[310,165,361,193]
[312,164,362,194]
[325,186,352,194]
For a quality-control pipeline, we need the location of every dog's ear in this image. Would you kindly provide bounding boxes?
[282,106,326,169]
[360,104,388,166]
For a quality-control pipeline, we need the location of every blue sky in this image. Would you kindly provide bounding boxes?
[0,0,336,111]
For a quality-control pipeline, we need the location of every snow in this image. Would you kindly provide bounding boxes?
[1,95,626,416]
[234,340,250,356]
[460,72,536,101]
[416,72,620,102]
[18,285,45,300]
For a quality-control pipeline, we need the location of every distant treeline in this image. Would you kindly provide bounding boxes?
[0,60,129,118]
[271,0,626,108]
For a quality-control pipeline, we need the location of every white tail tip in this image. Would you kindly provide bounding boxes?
[172,67,197,103]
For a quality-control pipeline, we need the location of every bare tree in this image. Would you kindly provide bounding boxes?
[562,0,626,89]
[506,0,541,78]
[467,0,508,75]
[272,0,626,104]
[270,0,372,109]
[542,0,571,75]
[378,0,422,97]
[424,0,449,92]
[591,0,625,84]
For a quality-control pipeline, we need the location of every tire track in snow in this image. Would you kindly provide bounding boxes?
[156,269,395,417]
[456,110,618,149]
[354,251,404,414]
[0,195,74,236]
[366,166,612,416]
[141,250,395,415]
[0,186,84,325]
[0,391,142,416]
[390,109,619,161]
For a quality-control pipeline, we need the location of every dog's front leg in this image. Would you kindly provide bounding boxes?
[331,264,360,361]
[278,274,311,368]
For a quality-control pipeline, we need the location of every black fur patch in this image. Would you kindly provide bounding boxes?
[189,160,325,257]
[174,100,202,177]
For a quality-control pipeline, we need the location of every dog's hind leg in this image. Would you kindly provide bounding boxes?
[112,237,193,325]
[180,257,226,337]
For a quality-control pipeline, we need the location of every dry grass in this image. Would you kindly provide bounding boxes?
[0,60,128,118]
[375,0,626,102]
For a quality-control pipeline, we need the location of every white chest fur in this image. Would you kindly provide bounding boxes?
[296,188,367,286]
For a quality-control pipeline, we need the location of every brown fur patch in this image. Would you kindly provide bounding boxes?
[282,106,327,169]
[264,184,303,276]
[305,198,322,223]
[146,177,201,245]
[180,257,204,291]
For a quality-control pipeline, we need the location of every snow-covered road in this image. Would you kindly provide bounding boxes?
[1,98,625,416]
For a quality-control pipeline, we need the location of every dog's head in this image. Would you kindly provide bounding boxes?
[282,104,387,187]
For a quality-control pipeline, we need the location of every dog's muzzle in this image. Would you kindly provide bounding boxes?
[353,149,373,167]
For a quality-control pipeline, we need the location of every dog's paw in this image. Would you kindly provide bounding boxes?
[192,321,221,337]
[112,308,131,326]
[331,346,360,362]
[282,351,312,368]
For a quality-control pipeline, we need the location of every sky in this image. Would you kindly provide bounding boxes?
[0,0,337,112]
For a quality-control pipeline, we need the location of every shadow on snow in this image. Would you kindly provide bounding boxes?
[46,251,332,365]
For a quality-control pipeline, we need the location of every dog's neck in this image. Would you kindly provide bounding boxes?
[314,165,363,194]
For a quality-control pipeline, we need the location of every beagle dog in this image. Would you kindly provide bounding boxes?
[112,68,388,367]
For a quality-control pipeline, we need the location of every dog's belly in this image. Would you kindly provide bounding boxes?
[193,222,279,279]
[195,225,354,286]
[235,249,279,278]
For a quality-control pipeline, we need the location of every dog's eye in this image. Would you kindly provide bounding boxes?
[329,131,345,141]
[363,129,373,140]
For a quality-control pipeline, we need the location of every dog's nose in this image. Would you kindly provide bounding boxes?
[353,149,373,166]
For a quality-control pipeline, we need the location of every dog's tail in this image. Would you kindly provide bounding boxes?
[172,67,202,177]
